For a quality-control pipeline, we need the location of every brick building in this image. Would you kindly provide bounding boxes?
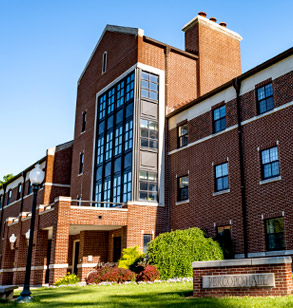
[0,12,292,285]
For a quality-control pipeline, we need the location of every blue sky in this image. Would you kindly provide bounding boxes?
[0,0,292,179]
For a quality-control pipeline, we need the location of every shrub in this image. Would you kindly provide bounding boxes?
[54,272,80,286]
[137,265,160,282]
[118,246,144,269]
[86,265,136,284]
[147,227,223,279]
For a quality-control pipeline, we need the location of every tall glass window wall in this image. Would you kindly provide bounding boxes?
[94,72,134,207]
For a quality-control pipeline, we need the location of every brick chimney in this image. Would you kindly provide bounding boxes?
[182,12,242,96]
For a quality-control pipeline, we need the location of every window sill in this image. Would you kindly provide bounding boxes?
[78,173,83,177]
[213,189,230,196]
[259,176,281,185]
[80,130,86,135]
[176,199,189,205]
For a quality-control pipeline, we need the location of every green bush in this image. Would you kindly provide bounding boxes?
[54,272,80,286]
[118,246,144,269]
[147,228,223,279]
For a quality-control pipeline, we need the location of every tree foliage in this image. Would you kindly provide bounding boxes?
[147,228,223,279]
[0,174,14,186]
[118,246,144,269]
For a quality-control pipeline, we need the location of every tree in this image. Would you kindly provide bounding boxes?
[0,174,14,186]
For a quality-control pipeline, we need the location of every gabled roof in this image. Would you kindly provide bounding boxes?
[78,25,144,84]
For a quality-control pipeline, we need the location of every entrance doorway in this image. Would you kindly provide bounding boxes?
[73,240,80,275]
[113,237,121,262]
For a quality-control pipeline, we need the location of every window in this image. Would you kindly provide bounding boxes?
[178,123,188,148]
[81,112,87,132]
[105,131,113,160]
[265,217,285,251]
[114,126,123,156]
[141,72,159,101]
[28,181,32,195]
[96,137,104,164]
[215,163,229,192]
[177,176,189,201]
[124,120,133,151]
[17,184,22,200]
[102,51,107,74]
[143,234,152,253]
[113,175,121,204]
[79,153,84,174]
[95,181,102,206]
[257,83,274,114]
[261,147,279,180]
[123,170,132,202]
[107,88,115,114]
[139,171,157,201]
[0,195,3,209]
[140,119,158,149]
[7,190,12,205]
[125,73,134,102]
[103,178,111,206]
[213,105,226,133]
[117,81,124,108]
[99,94,106,120]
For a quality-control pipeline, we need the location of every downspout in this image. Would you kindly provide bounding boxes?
[232,77,248,258]
[165,45,171,232]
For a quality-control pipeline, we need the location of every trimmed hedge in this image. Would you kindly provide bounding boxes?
[147,228,223,279]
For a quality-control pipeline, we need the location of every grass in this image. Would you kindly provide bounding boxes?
[1,282,293,307]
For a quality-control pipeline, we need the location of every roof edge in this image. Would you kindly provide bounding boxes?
[182,15,242,41]
[78,25,144,84]
[167,47,293,119]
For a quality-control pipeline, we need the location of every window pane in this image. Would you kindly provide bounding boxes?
[150,92,158,100]
[257,87,265,100]
[261,149,270,164]
[271,162,279,177]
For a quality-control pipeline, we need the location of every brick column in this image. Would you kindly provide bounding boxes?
[49,197,71,285]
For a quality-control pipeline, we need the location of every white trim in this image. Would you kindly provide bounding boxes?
[259,176,282,185]
[47,146,56,156]
[213,189,230,196]
[70,205,128,211]
[175,199,190,206]
[0,268,14,273]
[49,264,69,269]
[169,125,237,155]
[168,101,293,156]
[182,15,242,41]
[127,201,159,207]
[137,63,165,207]
[31,265,47,270]
[77,263,97,268]
[39,208,54,215]
[44,183,71,188]
[54,196,72,202]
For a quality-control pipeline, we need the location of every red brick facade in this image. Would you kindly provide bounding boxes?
[0,13,291,287]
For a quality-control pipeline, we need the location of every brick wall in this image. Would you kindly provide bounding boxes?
[193,258,292,297]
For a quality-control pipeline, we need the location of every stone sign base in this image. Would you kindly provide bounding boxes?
[193,256,292,297]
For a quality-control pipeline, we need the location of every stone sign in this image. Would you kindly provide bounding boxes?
[202,273,275,289]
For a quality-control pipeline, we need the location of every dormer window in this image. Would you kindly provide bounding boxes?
[102,51,107,74]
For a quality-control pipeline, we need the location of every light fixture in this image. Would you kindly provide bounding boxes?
[9,233,17,250]
[17,163,45,303]
[29,164,45,186]
[25,230,30,245]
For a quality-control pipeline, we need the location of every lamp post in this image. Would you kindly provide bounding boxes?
[17,164,44,303]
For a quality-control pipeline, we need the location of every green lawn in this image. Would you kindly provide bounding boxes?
[1,282,293,307]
